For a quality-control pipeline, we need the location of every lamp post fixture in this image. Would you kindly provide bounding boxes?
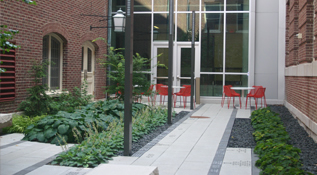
[113,8,126,32]
[84,9,126,32]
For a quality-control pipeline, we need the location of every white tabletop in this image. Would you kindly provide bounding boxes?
[230,87,254,90]
[161,86,185,89]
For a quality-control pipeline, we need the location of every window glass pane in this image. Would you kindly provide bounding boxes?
[157,48,169,85]
[88,48,92,72]
[225,13,249,73]
[226,0,249,11]
[201,13,223,72]
[177,13,199,41]
[200,74,223,96]
[42,35,49,86]
[112,0,125,12]
[154,0,169,11]
[50,36,60,89]
[134,14,151,70]
[81,47,84,72]
[135,0,151,11]
[177,0,199,11]
[202,0,224,11]
[225,74,248,96]
[180,48,191,86]
[154,14,170,41]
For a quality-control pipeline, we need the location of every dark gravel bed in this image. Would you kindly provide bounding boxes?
[227,118,256,148]
[116,111,190,156]
[269,105,317,174]
[228,105,317,174]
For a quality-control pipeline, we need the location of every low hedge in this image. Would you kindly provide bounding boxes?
[251,108,313,175]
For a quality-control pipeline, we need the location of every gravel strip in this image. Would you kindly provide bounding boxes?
[228,105,317,174]
[115,111,190,156]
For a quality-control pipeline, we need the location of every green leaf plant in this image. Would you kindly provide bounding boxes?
[251,107,313,175]
[94,37,166,101]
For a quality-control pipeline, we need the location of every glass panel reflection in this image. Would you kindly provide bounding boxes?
[225,74,248,96]
[201,13,223,72]
[134,14,151,66]
[154,0,169,11]
[177,0,199,11]
[225,13,249,73]
[180,48,191,86]
[200,74,223,96]
[177,13,199,41]
[157,48,169,85]
[135,0,151,11]
[227,0,249,11]
[154,14,170,41]
[202,0,224,11]
[112,0,125,12]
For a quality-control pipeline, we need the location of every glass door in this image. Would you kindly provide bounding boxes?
[176,44,199,87]
[153,44,170,85]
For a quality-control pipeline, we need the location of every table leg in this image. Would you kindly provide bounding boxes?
[241,90,245,108]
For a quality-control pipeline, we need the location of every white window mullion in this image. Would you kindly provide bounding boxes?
[222,0,227,86]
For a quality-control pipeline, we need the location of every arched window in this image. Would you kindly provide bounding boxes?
[42,34,63,90]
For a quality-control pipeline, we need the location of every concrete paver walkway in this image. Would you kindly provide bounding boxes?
[0,104,257,175]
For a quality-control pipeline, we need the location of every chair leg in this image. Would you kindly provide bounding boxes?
[245,96,248,109]
[255,98,258,110]
[228,97,231,109]
[239,96,241,109]
[221,94,225,107]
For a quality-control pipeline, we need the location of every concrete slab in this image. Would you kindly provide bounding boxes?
[236,109,251,118]
[108,156,138,165]
[220,148,252,175]
[86,164,159,175]
[0,133,24,146]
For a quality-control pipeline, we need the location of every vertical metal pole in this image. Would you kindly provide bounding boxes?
[190,11,195,110]
[167,0,174,124]
[124,0,134,156]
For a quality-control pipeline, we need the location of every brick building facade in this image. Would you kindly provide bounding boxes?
[0,0,109,113]
[285,0,317,141]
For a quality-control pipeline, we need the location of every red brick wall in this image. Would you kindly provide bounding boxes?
[0,0,108,113]
[285,77,317,123]
[285,0,317,123]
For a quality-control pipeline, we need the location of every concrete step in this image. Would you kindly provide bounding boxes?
[86,164,159,175]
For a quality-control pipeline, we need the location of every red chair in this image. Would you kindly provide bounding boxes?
[158,85,169,105]
[221,85,241,109]
[178,85,195,109]
[245,86,262,109]
[154,84,163,105]
[246,87,266,110]
[174,85,188,107]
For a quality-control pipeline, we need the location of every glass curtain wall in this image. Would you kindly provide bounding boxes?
[111,0,250,97]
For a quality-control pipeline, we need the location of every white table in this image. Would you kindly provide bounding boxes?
[230,87,255,108]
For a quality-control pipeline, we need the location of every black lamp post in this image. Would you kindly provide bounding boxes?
[123,0,134,156]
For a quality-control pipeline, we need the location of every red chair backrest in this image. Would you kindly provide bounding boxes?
[159,85,168,95]
[249,86,263,95]
[182,85,192,96]
[254,87,265,98]
[155,84,163,93]
[223,85,232,96]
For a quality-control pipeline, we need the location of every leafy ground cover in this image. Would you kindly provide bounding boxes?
[51,106,169,168]
[250,107,313,175]
[22,100,146,145]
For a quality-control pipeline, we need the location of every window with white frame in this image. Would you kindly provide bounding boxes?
[42,34,63,90]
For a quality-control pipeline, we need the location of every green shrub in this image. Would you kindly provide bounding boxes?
[51,106,168,168]
[23,100,146,144]
[2,115,46,134]
[251,108,313,175]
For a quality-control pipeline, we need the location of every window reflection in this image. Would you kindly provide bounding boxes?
[177,13,199,41]
[200,74,223,96]
[201,13,223,72]
[154,14,170,41]
[202,0,224,11]
[226,0,249,11]
[225,13,249,73]
[178,0,199,11]
[135,0,151,11]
